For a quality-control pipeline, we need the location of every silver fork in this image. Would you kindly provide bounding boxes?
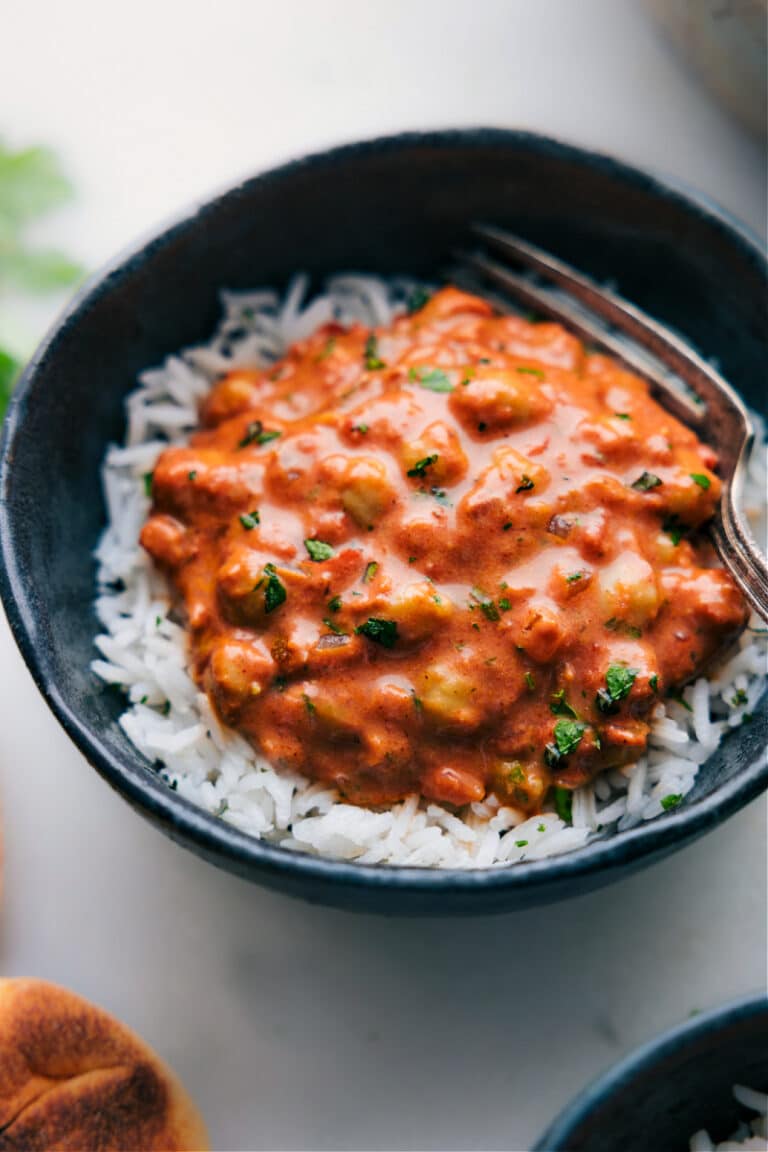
[455,224,768,623]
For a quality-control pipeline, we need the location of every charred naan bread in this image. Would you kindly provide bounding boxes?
[0,979,208,1151]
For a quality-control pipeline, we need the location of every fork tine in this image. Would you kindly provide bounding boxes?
[471,224,752,435]
[454,248,706,429]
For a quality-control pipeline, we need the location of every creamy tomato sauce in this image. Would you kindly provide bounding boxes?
[141,287,747,811]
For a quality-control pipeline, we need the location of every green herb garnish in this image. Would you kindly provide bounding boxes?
[516,366,544,378]
[516,475,535,493]
[143,471,154,498]
[550,690,578,718]
[631,472,662,491]
[407,453,438,478]
[327,595,342,612]
[364,333,386,370]
[352,423,369,434]
[239,511,260,530]
[649,674,659,693]
[566,571,584,583]
[322,617,346,635]
[411,366,454,393]
[471,587,500,622]
[263,564,287,613]
[302,693,316,715]
[661,793,683,811]
[363,560,379,583]
[305,538,335,562]
[554,719,587,756]
[663,515,686,546]
[554,786,573,823]
[515,840,529,848]
[690,473,711,490]
[524,672,536,691]
[596,664,639,715]
[406,286,431,313]
[355,617,398,648]
[239,420,282,448]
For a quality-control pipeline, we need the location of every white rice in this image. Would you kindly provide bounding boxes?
[690,1084,768,1151]
[91,276,768,868]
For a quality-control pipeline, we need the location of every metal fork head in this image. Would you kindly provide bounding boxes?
[454,225,768,622]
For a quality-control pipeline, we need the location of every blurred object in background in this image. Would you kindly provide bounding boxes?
[645,0,767,139]
[0,140,83,414]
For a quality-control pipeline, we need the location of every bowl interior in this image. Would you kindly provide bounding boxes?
[1,130,766,908]
[537,997,768,1151]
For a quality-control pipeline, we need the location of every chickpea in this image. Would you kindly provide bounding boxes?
[417,663,482,727]
[341,457,396,527]
[490,759,549,811]
[401,421,468,485]
[207,635,274,719]
[450,367,552,431]
[388,582,453,644]
[598,551,660,627]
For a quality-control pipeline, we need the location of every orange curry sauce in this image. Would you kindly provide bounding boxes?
[141,287,747,812]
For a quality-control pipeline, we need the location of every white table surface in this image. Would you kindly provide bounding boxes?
[1,2,766,1150]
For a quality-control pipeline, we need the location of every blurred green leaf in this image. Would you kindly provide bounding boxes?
[0,346,20,416]
[0,141,74,225]
[0,241,84,291]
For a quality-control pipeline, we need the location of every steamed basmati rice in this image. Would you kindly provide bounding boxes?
[92,276,768,868]
[690,1084,768,1151]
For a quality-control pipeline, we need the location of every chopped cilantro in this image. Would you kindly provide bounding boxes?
[352,423,369,434]
[327,595,342,613]
[322,617,347,635]
[596,664,639,714]
[614,412,632,420]
[649,674,659,692]
[498,597,511,611]
[318,336,336,360]
[363,560,379,583]
[239,420,282,448]
[364,333,386,370]
[631,472,662,491]
[263,564,287,613]
[143,471,154,498]
[515,839,529,848]
[471,587,500,622]
[502,522,513,531]
[554,719,587,755]
[188,470,197,481]
[663,515,686,545]
[566,571,584,584]
[412,693,423,711]
[239,511,260,530]
[411,366,454,392]
[407,453,438,479]
[302,693,316,715]
[690,472,711,490]
[524,672,536,691]
[554,786,573,823]
[661,793,683,811]
[731,688,748,707]
[516,366,544,378]
[355,617,399,648]
[305,538,335,562]
[669,690,693,713]
[537,823,546,833]
[550,690,578,718]
[162,701,171,716]
[406,286,431,313]
[516,475,535,493]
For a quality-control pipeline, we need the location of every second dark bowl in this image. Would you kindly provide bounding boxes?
[536,994,768,1151]
[0,129,766,914]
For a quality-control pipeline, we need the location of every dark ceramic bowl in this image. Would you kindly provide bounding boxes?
[1,130,766,914]
[536,994,768,1151]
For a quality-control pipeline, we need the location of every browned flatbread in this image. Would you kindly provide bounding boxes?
[0,979,209,1151]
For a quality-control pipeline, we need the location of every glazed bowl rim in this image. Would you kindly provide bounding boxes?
[0,127,766,896]
[534,992,768,1150]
